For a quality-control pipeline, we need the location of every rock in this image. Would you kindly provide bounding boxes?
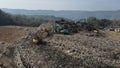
[24,28,29,31]
[0,42,5,45]
[0,62,3,67]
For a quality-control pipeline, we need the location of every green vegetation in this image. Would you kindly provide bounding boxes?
[77,17,120,30]
[89,17,120,29]
[87,17,112,29]
[0,9,60,27]
[0,9,120,28]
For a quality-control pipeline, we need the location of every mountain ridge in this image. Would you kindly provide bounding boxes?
[1,8,120,20]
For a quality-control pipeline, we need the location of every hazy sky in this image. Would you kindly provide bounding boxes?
[0,0,119,11]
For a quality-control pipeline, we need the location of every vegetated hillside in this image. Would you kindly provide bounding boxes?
[0,9,61,27]
[2,8,120,20]
[0,10,15,25]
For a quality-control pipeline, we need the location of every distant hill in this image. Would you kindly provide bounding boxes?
[2,8,120,20]
[0,9,61,26]
[0,10,15,25]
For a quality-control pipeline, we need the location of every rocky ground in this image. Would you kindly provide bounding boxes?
[0,24,120,68]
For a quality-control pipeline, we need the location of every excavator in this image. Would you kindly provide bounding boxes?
[32,29,49,44]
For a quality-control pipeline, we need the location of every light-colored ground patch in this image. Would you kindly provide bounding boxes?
[106,31,120,41]
[0,26,27,43]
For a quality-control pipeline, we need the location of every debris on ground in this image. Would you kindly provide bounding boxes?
[0,23,120,68]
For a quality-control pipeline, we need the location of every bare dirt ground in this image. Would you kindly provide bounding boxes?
[0,24,120,68]
[106,31,120,41]
[0,26,37,43]
[0,26,27,43]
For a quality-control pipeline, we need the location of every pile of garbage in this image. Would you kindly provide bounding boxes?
[0,23,120,68]
[53,19,79,34]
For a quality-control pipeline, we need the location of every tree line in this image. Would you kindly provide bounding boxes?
[77,17,120,30]
[0,9,60,27]
[0,9,120,28]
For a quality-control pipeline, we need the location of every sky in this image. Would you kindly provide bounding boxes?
[0,0,120,11]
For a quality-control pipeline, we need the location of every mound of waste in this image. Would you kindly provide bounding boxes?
[0,23,120,68]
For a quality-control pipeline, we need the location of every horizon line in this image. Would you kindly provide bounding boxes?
[1,8,120,12]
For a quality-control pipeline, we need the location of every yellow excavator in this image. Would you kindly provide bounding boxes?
[32,29,49,44]
[93,29,98,33]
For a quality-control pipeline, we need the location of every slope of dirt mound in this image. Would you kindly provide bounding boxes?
[45,34,120,68]
[0,23,120,68]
